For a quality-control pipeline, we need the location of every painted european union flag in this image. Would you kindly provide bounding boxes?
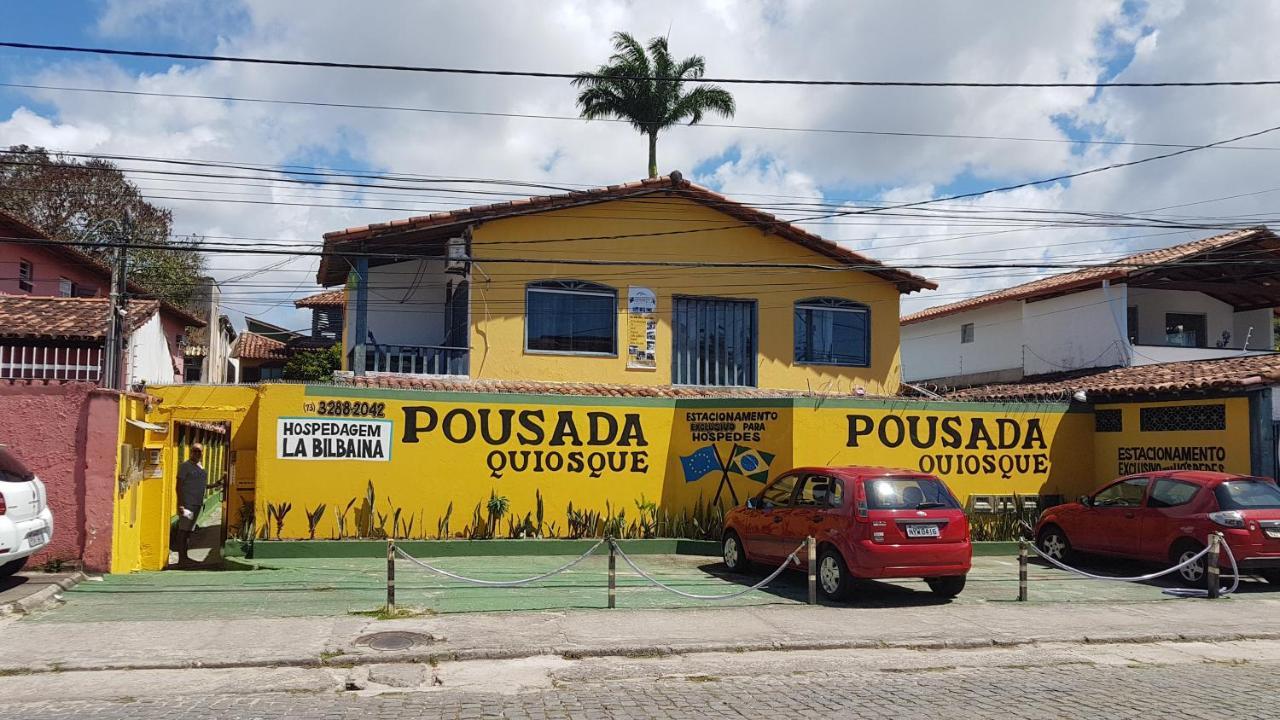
[680,445,722,483]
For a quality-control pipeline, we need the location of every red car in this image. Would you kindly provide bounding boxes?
[1035,471,1280,586]
[722,466,972,600]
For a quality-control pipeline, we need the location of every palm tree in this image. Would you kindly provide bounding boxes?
[574,32,736,179]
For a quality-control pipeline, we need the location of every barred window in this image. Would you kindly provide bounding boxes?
[1095,409,1122,433]
[1140,404,1226,432]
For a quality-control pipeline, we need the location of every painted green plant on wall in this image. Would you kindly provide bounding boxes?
[304,504,327,540]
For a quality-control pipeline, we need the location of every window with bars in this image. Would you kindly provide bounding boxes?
[525,280,617,355]
[58,277,75,297]
[1140,404,1226,432]
[312,307,343,341]
[18,260,32,292]
[673,296,756,386]
[1095,409,1122,432]
[793,298,870,367]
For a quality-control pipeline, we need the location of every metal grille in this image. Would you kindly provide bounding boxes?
[311,307,343,341]
[673,296,756,387]
[1094,409,1122,433]
[0,343,102,381]
[1140,404,1226,432]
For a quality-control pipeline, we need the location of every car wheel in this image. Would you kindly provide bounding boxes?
[1036,525,1073,564]
[722,532,751,573]
[925,575,967,598]
[1172,542,1209,588]
[817,548,853,601]
[0,556,27,579]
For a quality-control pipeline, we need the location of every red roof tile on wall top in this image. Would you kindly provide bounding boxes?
[941,353,1280,401]
[318,173,935,293]
[337,374,884,399]
[900,227,1272,325]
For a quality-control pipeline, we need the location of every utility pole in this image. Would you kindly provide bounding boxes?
[102,214,130,390]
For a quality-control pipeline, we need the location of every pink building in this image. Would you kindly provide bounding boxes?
[0,209,203,385]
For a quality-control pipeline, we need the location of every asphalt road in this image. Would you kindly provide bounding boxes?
[5,640,1279,719]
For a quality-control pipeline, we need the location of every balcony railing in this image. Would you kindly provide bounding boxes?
[351,344,468,376]
[0,343,103,381]
[1129,344,1275,366]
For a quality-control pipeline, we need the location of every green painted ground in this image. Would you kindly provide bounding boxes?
[29,552,1236,624]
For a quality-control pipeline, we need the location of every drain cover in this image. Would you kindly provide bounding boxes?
[354,631,435,651]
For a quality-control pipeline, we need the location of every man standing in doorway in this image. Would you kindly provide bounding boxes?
[175,443,207,567]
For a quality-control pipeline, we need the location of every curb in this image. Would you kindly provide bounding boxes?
[4,628,1279,675]
[0,572,87,617]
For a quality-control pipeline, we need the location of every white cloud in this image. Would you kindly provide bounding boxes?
[3,0,1276,327]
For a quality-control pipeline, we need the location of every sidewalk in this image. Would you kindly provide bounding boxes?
[0,572,84,616]
[3,586,1278,673]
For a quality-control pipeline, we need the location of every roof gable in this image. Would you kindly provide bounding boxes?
[901,227,1277,325]
[317,173,935,293]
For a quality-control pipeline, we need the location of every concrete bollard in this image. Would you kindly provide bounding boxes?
[608,539,617,609]
[1207,533,1221,599]
[386,538,396,614]
[807,536,817,605]
[1018,539,1028,602]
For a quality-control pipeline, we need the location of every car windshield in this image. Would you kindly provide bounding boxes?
[863,477,958,510]
[1214,480,1280,510]
[0,448,33,483]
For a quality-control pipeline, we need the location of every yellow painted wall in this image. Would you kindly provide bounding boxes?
[250,385,1096,540]
[110,395,149,573]
[468,194,905,395]
[1092,397,1252,485]
[792,400,1096,501]
[116,385,1255,549]
[112,385,259,571]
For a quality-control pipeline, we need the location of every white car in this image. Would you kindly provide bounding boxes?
[0,448,53,578]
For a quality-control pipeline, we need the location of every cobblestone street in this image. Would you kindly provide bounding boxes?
[6,641,1279,719]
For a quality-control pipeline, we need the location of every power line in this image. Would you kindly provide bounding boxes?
[4,233,1279,273]
[4,41,1279,88]
[8,82,1280,151]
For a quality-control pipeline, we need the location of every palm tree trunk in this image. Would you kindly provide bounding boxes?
[647,131,658,179]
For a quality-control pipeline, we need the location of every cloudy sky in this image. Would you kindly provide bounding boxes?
[2,0,1278,332]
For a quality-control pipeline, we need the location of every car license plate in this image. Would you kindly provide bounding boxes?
[906,524,940,538]
[26,528,47,546]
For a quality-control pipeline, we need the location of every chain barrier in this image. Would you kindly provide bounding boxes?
[610,539,805,601]
[393,538,605,587]
[1027,538,1240,598]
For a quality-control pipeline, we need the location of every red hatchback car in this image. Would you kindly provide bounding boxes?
[1035,471,1280,586]
[722,466,972,600]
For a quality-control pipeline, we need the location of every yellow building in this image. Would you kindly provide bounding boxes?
[317,172,934,396]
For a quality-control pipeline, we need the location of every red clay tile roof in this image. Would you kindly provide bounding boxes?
[232,331,291,361]
[335,373,898,399]
[318,173,935,293]
[0,209,205,328]
[901,227,1275,325]
[294,289,344,309]
[0,296,160,340]
[942,354,1280,401]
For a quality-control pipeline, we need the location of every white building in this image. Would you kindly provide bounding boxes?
[901,228,1279,388]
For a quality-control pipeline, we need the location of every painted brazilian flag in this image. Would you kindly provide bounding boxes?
[726,444,774,483]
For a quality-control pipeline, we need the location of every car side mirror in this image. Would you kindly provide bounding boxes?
[745,497,758,510]
[1077,495,1091,507]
